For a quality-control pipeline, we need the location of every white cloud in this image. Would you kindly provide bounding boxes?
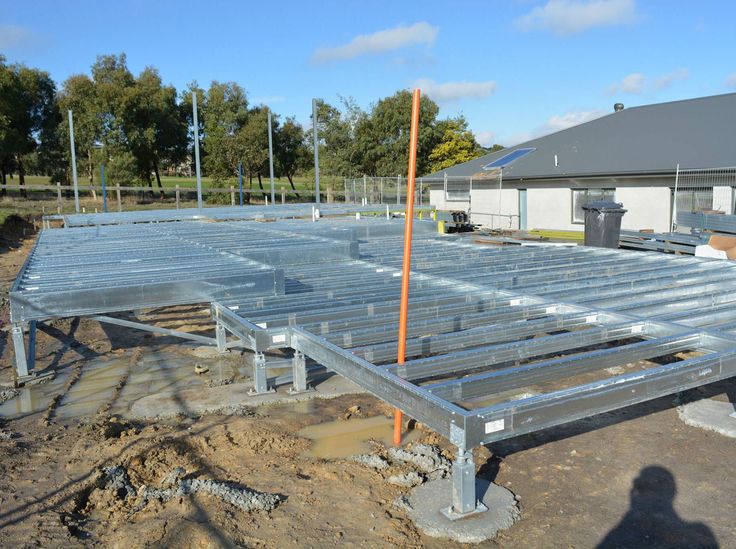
[543,110,608,132]
[516,0,638,36]
[311,22,438,63]
[606,72,646,95]
[726,74,736,89]
[607,69,689,95]
[0,24,38,50]
[507,109,607,144]
[413,78,497,102]
[475,131,497,147]
[654,68,689,90]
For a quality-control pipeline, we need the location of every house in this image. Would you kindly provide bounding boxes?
[425,93,736,233]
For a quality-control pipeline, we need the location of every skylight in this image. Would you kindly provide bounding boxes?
[482,147,536,170]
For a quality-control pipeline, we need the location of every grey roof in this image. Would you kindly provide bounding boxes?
[426,93,736,181]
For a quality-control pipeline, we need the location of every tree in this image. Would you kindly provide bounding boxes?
[119,67,188,196]
[57,74,99,184]
[355,90,442,177]
[201,81,249,182]
[428,116,483,172]
[237,106,271,200]
[275,116,308,199]
[0,59,59,197]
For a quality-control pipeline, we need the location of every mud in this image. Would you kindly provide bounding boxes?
[298,414,421,459]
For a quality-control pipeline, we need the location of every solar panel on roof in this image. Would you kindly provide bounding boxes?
[483,147,536,169]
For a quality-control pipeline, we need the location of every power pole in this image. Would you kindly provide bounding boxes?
[312,98,320,204]
[268,111,276,206]
[68,110,80,213]
[192,92,203,210]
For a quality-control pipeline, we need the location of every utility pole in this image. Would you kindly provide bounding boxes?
[268,111,276,206]
[312,98,320,204]
[68,110,80,213]
[192,92,203,210]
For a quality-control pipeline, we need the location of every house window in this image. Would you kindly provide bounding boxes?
[571,188,616,224]
[444,180,470,202]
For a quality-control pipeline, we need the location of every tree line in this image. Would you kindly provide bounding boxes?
[0,53,503,199]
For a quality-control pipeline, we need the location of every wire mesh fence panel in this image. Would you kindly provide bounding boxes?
[343,177,431,205]
[674,166,736,231]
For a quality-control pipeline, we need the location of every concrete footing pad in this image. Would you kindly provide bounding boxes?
[677,398,736,438]
[407,478,519,544]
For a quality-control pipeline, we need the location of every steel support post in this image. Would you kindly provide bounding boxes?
[289,350,308,394]
[215,321,227,353]
[249,352,274,395]
[11,323,30,378]
[442,448,488,519]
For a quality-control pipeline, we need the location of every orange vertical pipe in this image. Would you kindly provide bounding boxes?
[394,89,421,445]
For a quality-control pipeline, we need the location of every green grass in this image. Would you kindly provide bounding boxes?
[22,174,346,191]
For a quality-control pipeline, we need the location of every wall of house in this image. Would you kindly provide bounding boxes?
[470,188,520,229]
[429,188,446,210]
[616,187,671,232]
[430,177,676,233]
[526,188,576,230]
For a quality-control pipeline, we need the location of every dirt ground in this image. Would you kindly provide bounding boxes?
[1,222,735,548]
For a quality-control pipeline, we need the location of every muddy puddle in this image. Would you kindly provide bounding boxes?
[298,415,421,458]
[0,346,243,419]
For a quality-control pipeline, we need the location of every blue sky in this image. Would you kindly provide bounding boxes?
[2,0,735,146]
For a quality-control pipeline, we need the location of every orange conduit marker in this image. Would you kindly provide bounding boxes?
[394,89,421,445]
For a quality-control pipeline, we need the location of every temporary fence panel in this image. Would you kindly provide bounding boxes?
[674,166,736,231]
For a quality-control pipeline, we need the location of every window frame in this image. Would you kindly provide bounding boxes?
[571,188,616,224]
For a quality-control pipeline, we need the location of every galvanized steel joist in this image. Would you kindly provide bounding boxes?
[11,215,736,518]
[209,225,736,516]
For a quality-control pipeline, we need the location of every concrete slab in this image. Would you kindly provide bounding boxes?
[677,398,736,438]
[407,478,519,544]
[130,373,364,419]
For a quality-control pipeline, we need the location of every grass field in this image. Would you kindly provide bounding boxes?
[1,173,428,226]
[21,174,345,191]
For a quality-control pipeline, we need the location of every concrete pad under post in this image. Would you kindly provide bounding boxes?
[407,476,519,544]
[678,398,736,438]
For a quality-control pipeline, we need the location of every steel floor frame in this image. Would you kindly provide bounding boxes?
[11,218,736,519]
[9,218,406,381]
[210,231,736,518]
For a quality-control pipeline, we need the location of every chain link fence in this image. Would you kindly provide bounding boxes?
[673,166,736,231]
[343,176,431,205]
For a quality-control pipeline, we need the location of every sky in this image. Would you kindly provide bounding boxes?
[2,0,736,147]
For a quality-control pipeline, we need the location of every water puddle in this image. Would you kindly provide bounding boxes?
[0,348,244,420]
[298,415,421,459]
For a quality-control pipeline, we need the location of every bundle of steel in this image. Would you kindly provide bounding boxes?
[619,230,706,254]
